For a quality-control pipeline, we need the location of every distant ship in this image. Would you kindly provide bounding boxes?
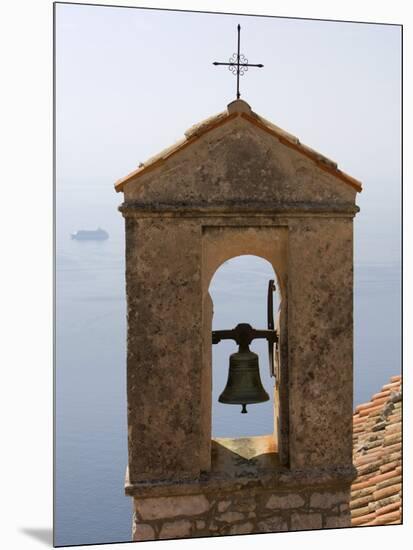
[70,227,109,241]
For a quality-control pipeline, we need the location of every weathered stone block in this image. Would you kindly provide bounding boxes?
[159,520,192,539]
[219,511,245,523]
[135,495,209,520]
[258,516,288,533]
[234,499,256,512]
[217,500,231,513]
[310,490,349,509]
[229,522,254,535]
[266,493,305,509]
[291,512,322,531]
[325,515,350,528]
[132,522,155,541]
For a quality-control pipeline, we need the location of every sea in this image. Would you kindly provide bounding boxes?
[55,185,401,546]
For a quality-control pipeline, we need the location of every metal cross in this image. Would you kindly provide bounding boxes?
[213,24,264,100]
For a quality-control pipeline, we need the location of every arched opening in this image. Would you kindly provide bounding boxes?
[209,255,280,439]
[198,225,289,472]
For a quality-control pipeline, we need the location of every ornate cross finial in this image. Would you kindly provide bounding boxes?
[213,24,264,100]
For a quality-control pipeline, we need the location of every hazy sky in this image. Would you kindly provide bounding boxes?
[55,3,401,264]
[53,7,401,543]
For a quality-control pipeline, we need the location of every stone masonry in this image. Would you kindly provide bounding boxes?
[126,434,354,541]
[132,488,350,541]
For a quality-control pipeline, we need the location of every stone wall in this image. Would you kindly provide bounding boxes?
[124,214,355,482]
[132,487,351,541]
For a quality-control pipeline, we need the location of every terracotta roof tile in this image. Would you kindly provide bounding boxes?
[372,390,392,401]
[350,494,374,510]
[376,476,402,491]
[375,501,400,516]
[351,486,375,500]
[380,460,400,474]
[352,479,376,492]
[351,376,402,527]
[365,469,401,486]
[366,510,401,526]
[356,397,389,412]
[373,483,401,501]
[358,404,385,417]
[354,451,382,467]
[352,512,376,526]
[382,381,401,391]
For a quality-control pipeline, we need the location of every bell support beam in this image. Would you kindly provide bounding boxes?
[212,322,277,352]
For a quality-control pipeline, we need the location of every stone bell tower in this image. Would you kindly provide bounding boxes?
[115,99,361,541]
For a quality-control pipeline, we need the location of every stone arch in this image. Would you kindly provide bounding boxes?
[199,225,289,471]
[208,254,278,439]
[202,226,287,300]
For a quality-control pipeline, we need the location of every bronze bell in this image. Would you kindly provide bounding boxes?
[219,349,269,413]
[213,323,276,414]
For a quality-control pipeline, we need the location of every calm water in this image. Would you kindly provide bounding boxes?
[55,191,401,546]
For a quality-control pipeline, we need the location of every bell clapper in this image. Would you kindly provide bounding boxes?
[241,404,248,414]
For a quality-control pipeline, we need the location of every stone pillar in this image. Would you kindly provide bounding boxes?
[125,217,204,482]
[287,218,354,469]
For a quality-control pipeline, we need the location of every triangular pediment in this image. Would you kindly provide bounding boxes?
[115,100,361,208]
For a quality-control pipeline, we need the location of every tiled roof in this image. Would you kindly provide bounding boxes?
[351,375,402,527]
[115,99,362,193]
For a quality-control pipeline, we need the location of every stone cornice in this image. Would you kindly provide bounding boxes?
[119,201,359,219]
[125,464,358,498]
